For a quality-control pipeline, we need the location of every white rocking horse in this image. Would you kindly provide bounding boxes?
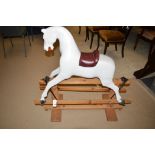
[40,26,124,104]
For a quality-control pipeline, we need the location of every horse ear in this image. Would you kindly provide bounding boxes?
[41,29,46,33]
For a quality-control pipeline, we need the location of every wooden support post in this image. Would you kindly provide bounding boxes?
[50,91,63,122]
[105,108,118,121]
[51,108,61,122]
[102,93,118,121]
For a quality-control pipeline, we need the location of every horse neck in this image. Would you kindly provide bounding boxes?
[57,31,80,57]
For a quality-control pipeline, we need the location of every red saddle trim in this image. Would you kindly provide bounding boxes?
[79,50,99,67]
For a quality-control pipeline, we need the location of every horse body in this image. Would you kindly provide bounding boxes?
[70,54,115,78]
[41,26,122,103]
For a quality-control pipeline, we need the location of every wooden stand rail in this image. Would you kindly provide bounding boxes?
[34,77,131,122]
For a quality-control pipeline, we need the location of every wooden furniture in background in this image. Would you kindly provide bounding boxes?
[85,26,110,49]
[134,27,155,58]
[99,26,132,58]
[29,26,48,41]
[0,26,31,58]
[78,26,81,34]
[134,50,155,79]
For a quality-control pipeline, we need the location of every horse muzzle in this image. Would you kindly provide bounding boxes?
[45,47,54,57]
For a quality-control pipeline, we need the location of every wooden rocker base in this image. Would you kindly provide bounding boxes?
[34,77,131,122]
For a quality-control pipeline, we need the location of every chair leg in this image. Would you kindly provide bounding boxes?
[78,26,81,34]
[85,27,89,42]
[115,43,117,51]
[30,27,34,41]
[10,38,13,47]
[27,31,31,46]
[104,42,108,55]
[2,37,6,58]
[87,29,89,40]
[134,35,139,50]
[148,42,154,59]
[97,34,100,50]
[121,43,125,58]
[90,32,94,49]
[23,35,27,57]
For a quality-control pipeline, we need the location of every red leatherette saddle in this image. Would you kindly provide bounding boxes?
[79,50,99,67]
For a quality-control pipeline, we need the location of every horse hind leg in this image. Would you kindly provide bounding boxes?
[99,78,122,103]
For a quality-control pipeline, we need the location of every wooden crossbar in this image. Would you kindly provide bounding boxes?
[40,85,127,93]
[43,104,123,111]
[34,99,131,106]
[57,86,126,92]
[39,77,130,86]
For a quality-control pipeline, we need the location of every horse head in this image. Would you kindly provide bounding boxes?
[41,28,57,56]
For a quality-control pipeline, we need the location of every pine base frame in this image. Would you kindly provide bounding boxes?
[34,77,131,122]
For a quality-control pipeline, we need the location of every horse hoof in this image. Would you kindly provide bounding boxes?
[120,76,128,83]
[40,100,45,105]
[119,99,125,106]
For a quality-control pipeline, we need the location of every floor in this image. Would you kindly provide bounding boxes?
[0,26,155,128]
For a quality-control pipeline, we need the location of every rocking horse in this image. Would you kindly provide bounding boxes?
[40,26,125,105]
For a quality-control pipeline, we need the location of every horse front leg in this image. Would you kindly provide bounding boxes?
[49,67,60,78]
[43,67,60,85]
[40,74,66,104]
